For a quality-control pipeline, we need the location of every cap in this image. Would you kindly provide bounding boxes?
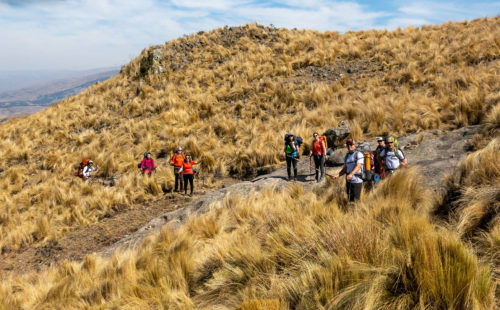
[345,138,354,145]
[386,136,395,143]
[177,146,182,151]
[377,137,384,142]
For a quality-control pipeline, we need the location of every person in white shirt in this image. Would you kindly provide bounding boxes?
[332,138,364,202]
[82,160,98,180]
[379,136,407,174]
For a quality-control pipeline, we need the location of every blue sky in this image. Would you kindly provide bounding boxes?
[0,0,499,71]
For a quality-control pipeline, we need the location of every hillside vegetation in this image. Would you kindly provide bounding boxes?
[0,17,498,254]
[0,17,499,308]
[1,139,499,309]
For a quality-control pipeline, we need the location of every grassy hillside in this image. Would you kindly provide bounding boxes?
[0,18,498,253]
[0,17,499,308]
[1,139,498,309]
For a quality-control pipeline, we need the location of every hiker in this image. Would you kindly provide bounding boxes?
[379,136,407,175]
[180,155,202,196]
[309,132,327,182]
[82,160,98,181]
[331,138,364,202]
[373,137,385,176]
[140,152,156,176]
[284,133,300,181]
[170,147,185,192]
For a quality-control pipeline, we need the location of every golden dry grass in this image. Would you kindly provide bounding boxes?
[0,166,496,309]
[0,17,499,309]
[0,18,498,253]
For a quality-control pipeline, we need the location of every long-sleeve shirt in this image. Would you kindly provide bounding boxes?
[82,165,97,178]
[140,158,155,170]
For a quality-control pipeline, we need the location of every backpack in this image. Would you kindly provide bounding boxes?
[76,158,91,178]
[344,149,373,182]
[284,133,303,147]
[321,136,328,149]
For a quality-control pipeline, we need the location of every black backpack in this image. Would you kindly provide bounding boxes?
[284,133,303,147]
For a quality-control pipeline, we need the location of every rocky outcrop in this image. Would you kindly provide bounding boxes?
[323,122,350,148]
[140,48,166,76]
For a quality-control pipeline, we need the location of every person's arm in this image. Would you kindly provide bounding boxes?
[140,158,145,170]
[321,140,326,156]
[399,151,408,168]
[332,166,347,179]
[347,163,363,181]
[152,159,156,170]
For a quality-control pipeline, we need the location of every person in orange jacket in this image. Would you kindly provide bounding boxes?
[180,155,202,196]
[170,147,185,192]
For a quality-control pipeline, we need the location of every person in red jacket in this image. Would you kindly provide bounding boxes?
[170,146,185,192]
[308,132,327,182]
[140,152,156,176]
[180,155,202,196]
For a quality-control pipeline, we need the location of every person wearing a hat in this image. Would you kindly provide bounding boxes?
[82,160,98,180]
[332,138,364,202]
[379,136,407,175]
[170,146,186,192]
[374,137,386,176]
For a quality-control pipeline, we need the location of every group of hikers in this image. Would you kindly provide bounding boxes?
[77,133,406,201]
[76,147,202,196]
[284,133,407,202]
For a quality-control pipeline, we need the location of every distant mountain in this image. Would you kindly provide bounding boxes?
[0,68,119,117]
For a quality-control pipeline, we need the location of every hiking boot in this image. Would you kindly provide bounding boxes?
[318,177,324,183]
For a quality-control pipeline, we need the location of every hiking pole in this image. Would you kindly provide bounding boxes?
[307,162,335,178]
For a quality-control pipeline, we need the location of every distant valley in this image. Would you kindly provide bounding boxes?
[0,68,119,118]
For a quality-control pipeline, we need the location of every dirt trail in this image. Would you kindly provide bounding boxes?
[0,126,481,277]
[0,177,239,278]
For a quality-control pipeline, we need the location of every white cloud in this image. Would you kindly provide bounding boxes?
[0,0,497,71]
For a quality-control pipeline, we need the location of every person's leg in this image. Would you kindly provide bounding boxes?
[188,174,194,195]
[320,155,325,180]
[292,157,297,179]
[346,181,352,201]
[183,174,188,194]
[313,156,320,181]
[286,157,292,179]
[352,182,362,201]
[174,169,179,191]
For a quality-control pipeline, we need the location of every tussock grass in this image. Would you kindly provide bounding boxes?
[1,18,499,250]
[0,17,499,308]
[0,167,496,309]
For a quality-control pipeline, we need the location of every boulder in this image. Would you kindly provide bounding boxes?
[140,48,166,76]
[323,122,350,148]
[325,148,345,166]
